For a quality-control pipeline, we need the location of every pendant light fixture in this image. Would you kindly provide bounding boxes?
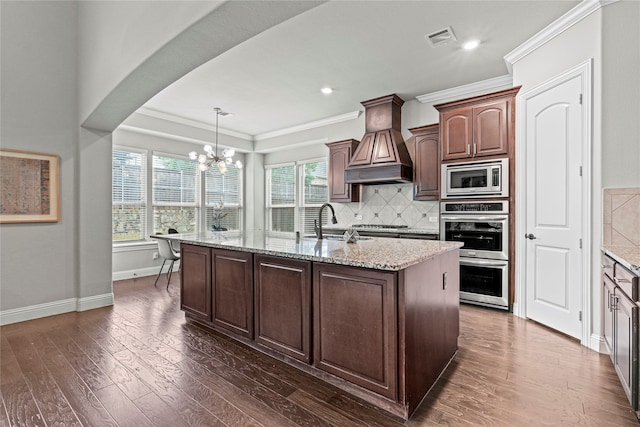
[189,107,243,174]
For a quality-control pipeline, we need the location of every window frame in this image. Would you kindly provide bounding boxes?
[204,164,243,232]
[151,151,201,235]
[265,162,297,236]
[112,145,244,247]
[265,158,329,237]
[112,146,147,243]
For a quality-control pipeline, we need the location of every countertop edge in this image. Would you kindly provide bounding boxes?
[154,233,462,271]
[602,246,640,276]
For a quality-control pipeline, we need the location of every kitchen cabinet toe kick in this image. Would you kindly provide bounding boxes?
[179,241,461,420]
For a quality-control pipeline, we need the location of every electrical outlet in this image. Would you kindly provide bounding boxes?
[152,251,159,260]
[428,216,438,223]
[355,214,363,220]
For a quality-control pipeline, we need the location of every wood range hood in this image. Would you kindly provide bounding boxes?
[345,94,413,184]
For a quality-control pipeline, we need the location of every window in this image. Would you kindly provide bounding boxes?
[300,160,329,235]
[266,160,328,235]
[112,148,146,241]
[266,164,296,233]
[205,166,241,231]
[112,145,244,244]
[152,154,199,234]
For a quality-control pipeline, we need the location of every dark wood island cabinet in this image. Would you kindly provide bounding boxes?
[172,232,462,419]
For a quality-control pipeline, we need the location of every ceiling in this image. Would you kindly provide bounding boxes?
[141,0,579,140]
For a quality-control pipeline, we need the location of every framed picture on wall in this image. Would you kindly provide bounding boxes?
[0,149,60,223]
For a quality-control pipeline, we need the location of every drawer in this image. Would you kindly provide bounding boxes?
[614,262,639,301]
[603,253,615,280]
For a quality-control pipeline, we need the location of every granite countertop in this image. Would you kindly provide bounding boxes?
[603,245,640,276]
[323,225,439,236]
[154,231,461,271]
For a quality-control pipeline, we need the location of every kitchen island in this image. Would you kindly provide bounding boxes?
[158,231,462,419]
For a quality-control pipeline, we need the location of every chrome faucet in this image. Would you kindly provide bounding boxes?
[314,203,338,240]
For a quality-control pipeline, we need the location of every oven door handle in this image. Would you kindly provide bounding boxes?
[462,259,508,267]
[442,215,509,222]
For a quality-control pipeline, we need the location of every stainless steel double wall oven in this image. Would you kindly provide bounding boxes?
[440,157,511,310]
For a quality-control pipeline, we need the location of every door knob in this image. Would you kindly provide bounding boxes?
[525,233,537,240]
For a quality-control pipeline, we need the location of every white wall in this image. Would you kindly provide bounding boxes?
[0,1,80,317]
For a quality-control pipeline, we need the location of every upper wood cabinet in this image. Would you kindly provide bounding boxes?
[326,139,360,202]
[409,124,439,201]
[436,87,520,162]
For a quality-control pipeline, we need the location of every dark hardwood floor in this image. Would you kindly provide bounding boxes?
[1,274,638,426]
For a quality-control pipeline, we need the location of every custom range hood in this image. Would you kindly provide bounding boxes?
[345,94,413,184]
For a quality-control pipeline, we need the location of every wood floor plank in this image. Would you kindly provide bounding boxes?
[66,325,153,401]
[111,348,226,427]
[132,391,190,427]
[6,334,81,427]
[94,384,154,427]
[45,327,115,392]
[0,392,10,427]
[28,332,119,427]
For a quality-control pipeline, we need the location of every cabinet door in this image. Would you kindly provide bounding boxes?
[613,288,638,409]
[211,249,253,339]
[327,140,360,202]
[603,274,615,359]
[313,264,397,400]
[441,109,472,161]
[180,244,211,321]
[254,255,311,362]
[472,99,509,158]
[413,128,439,200]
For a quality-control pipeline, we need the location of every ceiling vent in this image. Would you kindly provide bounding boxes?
[426,26,456,47]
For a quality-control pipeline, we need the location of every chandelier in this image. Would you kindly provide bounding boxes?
[189,107,243,174]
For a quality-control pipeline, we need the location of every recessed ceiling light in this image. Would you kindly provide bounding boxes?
[463,40,480,50]
[321,87,333,94]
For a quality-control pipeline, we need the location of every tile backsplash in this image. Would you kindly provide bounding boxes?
[603,188,640,247]
[331,183,439,231]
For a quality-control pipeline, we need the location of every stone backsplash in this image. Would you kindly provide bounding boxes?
[603,188,640,247]
[331,182,440,231]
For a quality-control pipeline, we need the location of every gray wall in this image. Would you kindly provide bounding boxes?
[0,1,79,312]
[601,0,640,188]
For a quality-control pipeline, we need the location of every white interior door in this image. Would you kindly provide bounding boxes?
[525,74,583,339]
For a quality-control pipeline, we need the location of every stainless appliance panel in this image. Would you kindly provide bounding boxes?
[441,158,508,199]
[440,215,509,260]
[459,258,509,310]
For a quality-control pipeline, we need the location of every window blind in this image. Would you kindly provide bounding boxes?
[205,165,241,231]
[300,160,328,234]
[267,164,296,233]
[112,149,146,241]
[152,154,199,234]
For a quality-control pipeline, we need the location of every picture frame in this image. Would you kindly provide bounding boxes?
[0,149,60,223]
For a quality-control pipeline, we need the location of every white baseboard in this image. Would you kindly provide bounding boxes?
[0,291,114,326]
[590,333,607,354]
[112,262,180,281]
[77,293,114,312]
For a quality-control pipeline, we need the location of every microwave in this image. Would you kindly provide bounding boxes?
[441,158,509,199]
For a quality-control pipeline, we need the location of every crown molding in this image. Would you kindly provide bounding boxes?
[136,107,253,141]
[504,0,619,72]
[254,110,362,142]
[254,137,329,154]
[415,75,513,105]
[117,124,250,153]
